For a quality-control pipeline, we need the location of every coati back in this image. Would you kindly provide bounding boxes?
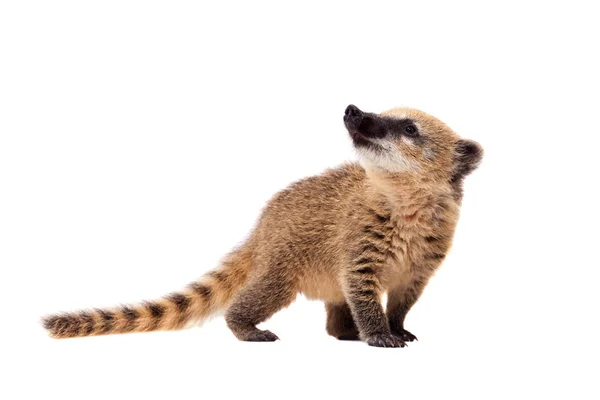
[43,105,483,347]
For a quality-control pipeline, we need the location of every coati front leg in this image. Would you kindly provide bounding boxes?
[386,278,428,342]
[343,265,406,348]
[325,302,360,341]
[225,264,297,342]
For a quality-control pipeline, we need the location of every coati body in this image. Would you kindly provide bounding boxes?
[43,105,483,347]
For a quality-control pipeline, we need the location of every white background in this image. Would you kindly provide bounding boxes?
[1,1,599,399]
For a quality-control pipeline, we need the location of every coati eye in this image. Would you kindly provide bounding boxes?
[403,125,418,136]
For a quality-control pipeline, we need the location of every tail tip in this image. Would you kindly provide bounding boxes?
[41,314,59,338]
[41,313,75,339]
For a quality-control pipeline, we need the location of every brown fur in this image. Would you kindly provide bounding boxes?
[42,105,482,347]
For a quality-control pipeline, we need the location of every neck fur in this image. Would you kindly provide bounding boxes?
[364,167,453,218]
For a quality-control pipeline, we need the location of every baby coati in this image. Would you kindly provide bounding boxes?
[43,105,483,348]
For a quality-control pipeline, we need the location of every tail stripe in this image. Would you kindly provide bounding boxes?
[97,309,115,334]
[208,270,228,281]
[189,282,212,298]
[146,301,165,318]
[120,306,139,332]
[146,301,165,330]
[80,312,95,335]
[167,293,191,313]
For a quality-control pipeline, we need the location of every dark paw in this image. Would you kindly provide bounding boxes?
[394,329,418,342]
[337,333,360,341]
[244,329,279,342]
[366,333,407,348]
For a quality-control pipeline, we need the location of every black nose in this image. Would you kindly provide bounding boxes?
[344,104,364,129]
[345,104,362,118]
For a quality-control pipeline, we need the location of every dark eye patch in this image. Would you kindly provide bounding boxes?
[383,118,421,140]
[358,115,388,139]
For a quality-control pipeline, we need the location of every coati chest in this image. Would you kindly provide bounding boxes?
[363,197,458,290]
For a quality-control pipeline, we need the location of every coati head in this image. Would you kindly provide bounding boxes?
[343,105,483,184]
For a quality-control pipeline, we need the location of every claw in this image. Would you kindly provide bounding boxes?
[367,333,406,348]
[395,329,418,342]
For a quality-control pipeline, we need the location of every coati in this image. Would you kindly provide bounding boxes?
[42,105,483,348]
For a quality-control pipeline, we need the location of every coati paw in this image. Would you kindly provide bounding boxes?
[244,329,279,342]
[366,334,407,348]
[393,329,418,342]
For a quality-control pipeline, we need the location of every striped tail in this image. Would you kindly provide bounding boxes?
[42,251,251,339]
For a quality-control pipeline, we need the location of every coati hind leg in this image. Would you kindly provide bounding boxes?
[325,302,360,341]
[225,263,297,342]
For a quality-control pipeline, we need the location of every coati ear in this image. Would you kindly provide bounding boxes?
[452,139,483,181]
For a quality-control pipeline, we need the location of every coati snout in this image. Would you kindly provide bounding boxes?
[344,104,387,141]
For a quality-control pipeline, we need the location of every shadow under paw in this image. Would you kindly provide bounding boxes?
[337,333,360,341]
